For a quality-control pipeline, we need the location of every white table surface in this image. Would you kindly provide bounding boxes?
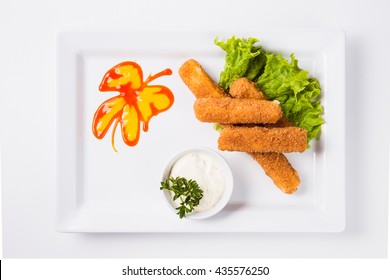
[0,0,389,258]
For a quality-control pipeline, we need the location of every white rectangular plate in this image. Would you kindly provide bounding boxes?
[56,29,345,232]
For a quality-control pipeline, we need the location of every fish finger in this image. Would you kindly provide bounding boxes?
[194,98,282,124]
[249,152,300,194]
[178,59,227,98]
[229,77,267,100]
[218,126,307,153]
[229,77,293,127]
[229,77,300,193]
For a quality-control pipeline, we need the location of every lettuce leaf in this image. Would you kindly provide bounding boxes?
[257,53,324,142]
[214,36,266,91]
[215,36,324,144]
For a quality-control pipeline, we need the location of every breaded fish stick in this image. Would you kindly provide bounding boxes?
[229,77,267,100]
[194,98,282,124]
[218,126,307,153]
[249,152,300,194]
[229,77,301,194]
[178,59,228,98]
[230,78,294,127]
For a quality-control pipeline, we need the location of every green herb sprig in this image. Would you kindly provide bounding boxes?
[160,176,204,219]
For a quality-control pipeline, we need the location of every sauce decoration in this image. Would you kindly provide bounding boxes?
[92,61,174,151]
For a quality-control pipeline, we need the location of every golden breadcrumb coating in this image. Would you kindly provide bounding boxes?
[229,77,267,99]
[194,98,282,124]
[218,126,307,153]
[178,59,227,98]
[230,77,293,127]
[249,152,300,194]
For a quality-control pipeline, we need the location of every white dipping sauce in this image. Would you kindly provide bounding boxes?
[169,152,226,213]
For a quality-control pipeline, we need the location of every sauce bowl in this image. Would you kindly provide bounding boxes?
[161,147,233,219]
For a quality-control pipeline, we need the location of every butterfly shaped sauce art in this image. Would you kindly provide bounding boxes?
[92,61,174,152]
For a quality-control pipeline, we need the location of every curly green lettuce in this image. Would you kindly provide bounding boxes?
[214,36,266,90]
[215,36,324,144]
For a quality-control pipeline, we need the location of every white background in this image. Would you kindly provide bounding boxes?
[0,0,389,263]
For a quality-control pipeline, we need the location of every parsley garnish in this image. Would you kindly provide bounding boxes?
[160,176,204,219]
